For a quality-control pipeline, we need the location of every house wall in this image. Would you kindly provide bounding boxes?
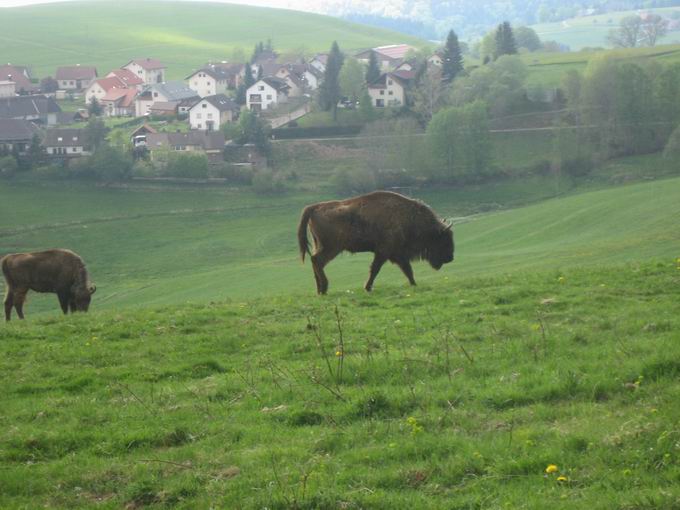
[303,70,319,90]
[46,146,89,156]
[0,81,15,98]
[247,81,285,111]
[190,101,220,130]
[188,72,228,98]
[124,62,165,85]
[85,82,111,103]
[368,77,404,108]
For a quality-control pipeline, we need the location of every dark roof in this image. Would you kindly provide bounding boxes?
[0,95,61,119]
[55,66,97,80]
[196,94,239,112]
[0,118,40,142]
[367,72,410,89]
[146,131,225,151]
[208,62,245,78]
[186,66,231,81]
[140,81,199,102]
[43,128,87,147]
[260,77,290,93]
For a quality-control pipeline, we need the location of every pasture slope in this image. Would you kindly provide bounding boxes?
[1,176,679,508]
[0,0,424,79]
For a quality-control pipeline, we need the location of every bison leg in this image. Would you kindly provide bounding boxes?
[396,259,417,286]
[69,295,77,313]
[365,254,387,292]
[311,250,338,295]
[4,291,13,321]
[13,289,27,320]
[57,292,70,315]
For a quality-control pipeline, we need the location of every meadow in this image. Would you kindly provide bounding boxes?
[0,0,424,80]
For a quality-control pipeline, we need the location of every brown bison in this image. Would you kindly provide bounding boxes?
[298,191,454,294]
[2,249,96,321]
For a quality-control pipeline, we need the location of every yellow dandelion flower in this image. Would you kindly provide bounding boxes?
[557,475,568,482]
[557,276,566,283]
[335,350,342,357]
[545,464,558,474]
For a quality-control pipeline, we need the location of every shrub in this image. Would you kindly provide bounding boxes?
[331,164,376,195]
[252,168,285,194]
[0,156,18,179]
[209,163,253,185]
[164,152,209,178]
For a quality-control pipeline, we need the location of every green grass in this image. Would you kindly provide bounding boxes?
[531,7,680,50]
[1,259,679,508]
[0,0,425,80]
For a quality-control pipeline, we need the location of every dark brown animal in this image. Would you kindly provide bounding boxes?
[298,191,454,294]
[2,249,96,321]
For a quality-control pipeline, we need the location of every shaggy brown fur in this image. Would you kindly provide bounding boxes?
[298,191,454,294]
[2,249,96,321]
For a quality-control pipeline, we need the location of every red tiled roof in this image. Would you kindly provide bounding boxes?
[101,87,137,107]
[55,66,97,80]
[127,58,165,70]
[106,68,144,86]
[0,65,37,92]
[373,44,415,60]
[91,76,126,92]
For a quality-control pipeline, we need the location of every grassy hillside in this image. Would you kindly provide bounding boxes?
[1,259,678,508]
[0,0,424,79]
[531,7,680,50]
[1,173,679,315]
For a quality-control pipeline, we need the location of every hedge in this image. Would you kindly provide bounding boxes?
[270,125,363,140]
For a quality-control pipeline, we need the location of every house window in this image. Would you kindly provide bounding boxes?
[202,103,207,108]
[388,91,393,95]
[57,137,63,141]
[249,94,262,102]
[388,79,393,85]
[72,137,78,141]
[196,113,202,119]
[380,90,384,95]
[72,147,77,152]
[207,113,213,119]
[258,85,264,91]
[266,95,272,100]
[376,99,385,108]
[153,92,158,98]
[197,124,201,129]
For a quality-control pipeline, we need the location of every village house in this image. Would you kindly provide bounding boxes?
[367,72,409,108]
[427,50,444,67]
[135,81,199,117]
[356,44,415,71]
[188,94,239,131]
[0,81,16,98]
[0,118,40,155]
[144,131,225,161]
[0,95,61,125]
[302,65,322,91]
[309,54,327,74]
[0,65,38,95]
[106,69,145,90]
[43,128,90,157]
[209,62,246,89]
[186,66,230,98]
[55,65,97,91]
[246,77,289,112]
[123,58,166,85]
[85,76,128,104]
[100,87,137,117]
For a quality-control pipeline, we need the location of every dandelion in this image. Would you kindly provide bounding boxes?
[557,276,566,283]
[557,475,568,483]
[545,464,558,474]
[531,323,541,331]
[335,350,342,357]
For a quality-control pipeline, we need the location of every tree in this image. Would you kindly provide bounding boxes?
[441,29,464,83]
[654,63,680,133]
[90,144,133,182]
[426,101,491,182]
[607,16,642,48]
[339,57,365,103]
[641,14,668,47]
[165,152,209,178]
[88,97,102,116]
[26,133,45,168]
[0,155,18,179]
[318,41,344,121]
[40,76,58,94]
[85,118,108,149]
[493,22,517,60]
[359,90,376,122]
[235,109,271,155]
[236,64,255,105]
[366,50,381,84]
[514,26,542,51]
[412,65,447,122]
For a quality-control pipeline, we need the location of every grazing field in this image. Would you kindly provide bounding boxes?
[0,0,424,79]
[531,7,680,50]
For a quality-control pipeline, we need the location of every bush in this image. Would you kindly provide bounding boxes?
[0,156,18,179]
[131,160,156,178]
[209,163,253,185]
[331,164,376,195]
[252,168,285,194]
[164,152,209,179]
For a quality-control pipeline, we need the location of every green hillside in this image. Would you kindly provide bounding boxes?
[1,174,679,315]
[531,7,680,50]
[0,0,424,79]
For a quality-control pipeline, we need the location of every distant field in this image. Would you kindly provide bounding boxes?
[0,0,424,79]
[531,7,680,50]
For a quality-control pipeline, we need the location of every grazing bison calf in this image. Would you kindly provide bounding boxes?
[298,191,454,294]
[2,249,96,321]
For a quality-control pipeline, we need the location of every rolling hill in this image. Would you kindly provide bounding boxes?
[0,0,424,79]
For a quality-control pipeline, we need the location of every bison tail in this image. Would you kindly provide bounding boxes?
[297,205,316,263]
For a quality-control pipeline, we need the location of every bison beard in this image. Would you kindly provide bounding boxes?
[298,191,454,294]
[2,249,96,321]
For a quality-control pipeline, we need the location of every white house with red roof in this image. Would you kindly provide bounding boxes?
[84,76,128,104]
[123,58,166,85]
[55,65,98,91]
[100,88,138,117]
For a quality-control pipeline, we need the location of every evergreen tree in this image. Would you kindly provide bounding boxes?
[366,50,381,84]
[27,134,44,168]
[257,65,263,81]
[493,22,518,60]
[441,29,465,84]
[236,64,256,105]
[88,97,102,116]
[318,41,344,121]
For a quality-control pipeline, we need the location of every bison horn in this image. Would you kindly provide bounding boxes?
[88,284,97,295]
[442,219,453,231]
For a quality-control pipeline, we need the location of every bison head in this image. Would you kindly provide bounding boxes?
[427,222,454,270]
[72,282,96,312]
